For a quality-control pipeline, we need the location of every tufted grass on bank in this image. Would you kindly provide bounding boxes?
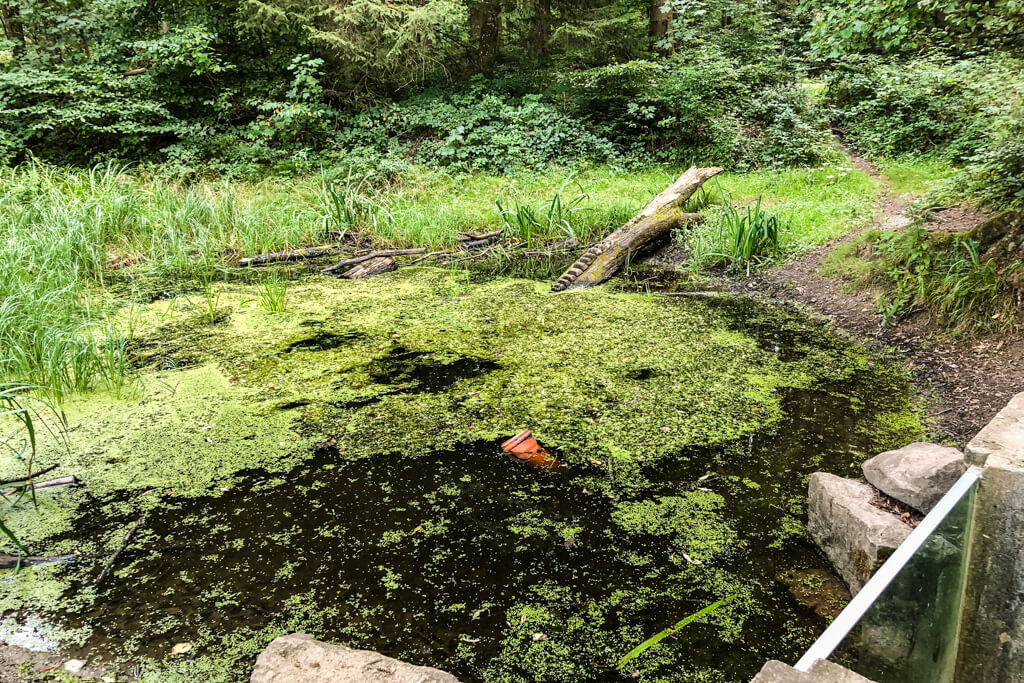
[685,161,878,267]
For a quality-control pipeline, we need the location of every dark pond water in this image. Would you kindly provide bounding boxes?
[23,294,917,682]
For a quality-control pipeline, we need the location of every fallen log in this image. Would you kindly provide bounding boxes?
[654,291,724,297]
[458,230,504,248]
[240,245,339,267]
[321,249,428,274]
[459,229,502,242]
[550,166,721,292]
[340,256,397,279]
[320,233,503,275]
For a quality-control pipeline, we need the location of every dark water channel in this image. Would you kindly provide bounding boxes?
[32,296,914,681]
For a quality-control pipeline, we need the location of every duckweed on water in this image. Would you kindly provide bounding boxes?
[0,268,925,682]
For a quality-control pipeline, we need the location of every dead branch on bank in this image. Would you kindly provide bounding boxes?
[239,245,340,267]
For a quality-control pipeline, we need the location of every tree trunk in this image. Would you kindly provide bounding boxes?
[340,256,397,279]
[648,0,672,55]
[1,3,25,56]
[469,0,501,68]
[551,166,721,292]
[527,0,551,58]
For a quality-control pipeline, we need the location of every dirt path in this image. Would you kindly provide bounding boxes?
[741,153,1024,443]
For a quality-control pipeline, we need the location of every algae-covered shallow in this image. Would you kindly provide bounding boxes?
[0,268,925,682]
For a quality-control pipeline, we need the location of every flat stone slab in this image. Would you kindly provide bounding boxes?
[251,633,461,683]
[862,442,965,513]
[966,391,1024,468]
[750,659,875,682]
[808,473,912,594]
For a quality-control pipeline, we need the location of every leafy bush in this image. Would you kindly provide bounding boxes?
[386,86,620,172]
[955,107,1024,210]
[742,86,833,167]
[0,65,192,165]
[825,55,1024,210]
[823,57,1003,160]
[805,0,1024,56]
[563,50,831,168]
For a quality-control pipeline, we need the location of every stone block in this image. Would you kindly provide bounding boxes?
[251,633,461,683]
[807,660,876,682]
[750,659,875,682]
[965,391,1024,467]
[862,442,965,513]
[750,660,815,683]
[808,473,912,594]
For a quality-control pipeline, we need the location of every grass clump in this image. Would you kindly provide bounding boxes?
[257,273,289,313]
[878,157,958,197]
[0,162,326,398]
[689,198,785,271]
[496,175,595,246]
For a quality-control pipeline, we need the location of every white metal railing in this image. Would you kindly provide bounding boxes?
[793,465,982,671]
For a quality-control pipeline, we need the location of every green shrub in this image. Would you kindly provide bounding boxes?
[564,50,831,168]
[955,107,1024,210]
[825,55,1024,211]
[823,57,1002,160]
[162,81,622,177]
[388,86,620,172]
[805,0,1024,56]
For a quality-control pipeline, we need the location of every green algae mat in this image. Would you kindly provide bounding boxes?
[0,268,925,682]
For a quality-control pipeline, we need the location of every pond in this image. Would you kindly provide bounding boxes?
[0,268,924,682]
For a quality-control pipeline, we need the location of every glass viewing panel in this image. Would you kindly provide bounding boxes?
[823,475,978,683]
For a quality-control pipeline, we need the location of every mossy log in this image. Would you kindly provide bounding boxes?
[551,166,722,292]
[341,256,397,279]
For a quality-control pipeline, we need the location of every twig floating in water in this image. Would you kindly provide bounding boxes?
[0,553,75,570]
[2,475,76,495]
[0,464,59,487]
[95,521,142,586]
